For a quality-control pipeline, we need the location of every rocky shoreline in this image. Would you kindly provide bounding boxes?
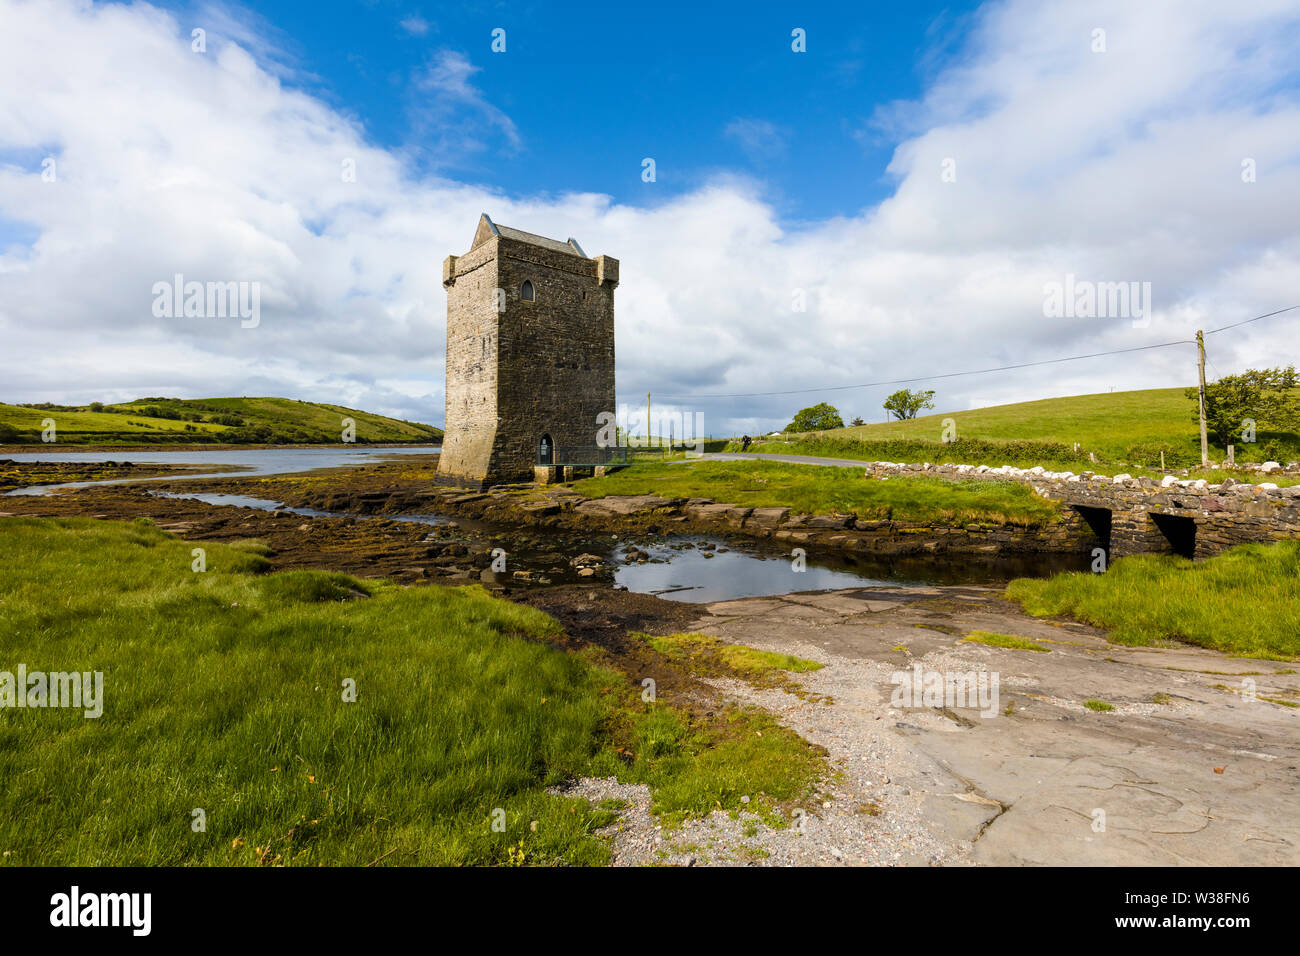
[281,481,1092,559]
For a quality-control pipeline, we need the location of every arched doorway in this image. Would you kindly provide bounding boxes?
[538,433,553,465]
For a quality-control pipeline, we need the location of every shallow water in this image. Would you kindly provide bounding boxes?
[612,540,910,602]
[145,486,955,601]
[3,445,438,495]
[150,491,331,517]
[7,450,1087,603]
[613,538,1088,603]
[149,490,453,527]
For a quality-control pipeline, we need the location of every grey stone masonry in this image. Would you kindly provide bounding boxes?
[863,460,1300,558]
[437,213,618,488]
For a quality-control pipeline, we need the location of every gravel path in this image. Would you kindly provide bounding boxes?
[555,639,973,866]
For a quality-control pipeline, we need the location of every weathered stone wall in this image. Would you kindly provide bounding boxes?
[436,242,499,485]
[862,461,1300,558]
[437,231,617,488]
[494,237,615,481]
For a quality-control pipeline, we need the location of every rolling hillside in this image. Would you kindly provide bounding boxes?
[754,387,1299,469]
[0,397,441,445]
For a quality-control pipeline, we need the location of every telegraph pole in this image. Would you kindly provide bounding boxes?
[1196,329,1209,466]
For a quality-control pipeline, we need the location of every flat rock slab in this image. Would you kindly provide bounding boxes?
[686,586,1300,866]
[685,503,735,520]
[576,495,673,516]
[747,506,791,527]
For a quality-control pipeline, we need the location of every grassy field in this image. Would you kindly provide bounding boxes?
[0,396,441,445]
[748,387,1300,470]
[0,517,821,865]
[574,459,1061,525]
[1007,541,1300,659]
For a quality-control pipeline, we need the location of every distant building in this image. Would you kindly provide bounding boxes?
[436,214,619,488]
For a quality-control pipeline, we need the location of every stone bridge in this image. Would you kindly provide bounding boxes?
[865,461,1300,559]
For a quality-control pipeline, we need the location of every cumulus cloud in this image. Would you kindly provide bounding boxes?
[0,0,1298,435]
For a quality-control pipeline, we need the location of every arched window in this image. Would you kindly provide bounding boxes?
[538,433,553,465]
[520,279,535,302]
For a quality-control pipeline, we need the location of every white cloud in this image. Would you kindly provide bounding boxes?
[1,0,1299,437]
[723,118,788,160]
[413,49,521,154]
[399,15,431,37]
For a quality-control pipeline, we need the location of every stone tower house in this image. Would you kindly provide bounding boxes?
[436,214,619,488]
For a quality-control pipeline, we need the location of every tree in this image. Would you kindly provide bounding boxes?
[850,416,865,427]
[883,388,936,421]
[785,402,844,433]
[1188,366,1300,447]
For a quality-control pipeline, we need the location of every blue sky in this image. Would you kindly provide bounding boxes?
[2,0,1299,433]
[168,0,981,222]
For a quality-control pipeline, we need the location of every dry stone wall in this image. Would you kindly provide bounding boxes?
[862,460,1300,558]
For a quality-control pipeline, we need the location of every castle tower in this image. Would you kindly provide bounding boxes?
[436,214,618,488]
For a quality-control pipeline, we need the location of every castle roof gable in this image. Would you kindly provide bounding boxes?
[472,213,587,258]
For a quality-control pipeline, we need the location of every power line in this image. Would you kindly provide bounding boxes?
[1204,303,1300,335]
[654,304,1299,401]
[657,340,1193,399]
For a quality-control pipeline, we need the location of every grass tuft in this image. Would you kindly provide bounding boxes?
[963,631,1050,652]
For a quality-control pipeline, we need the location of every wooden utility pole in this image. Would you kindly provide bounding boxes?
[1196,329,1209,466]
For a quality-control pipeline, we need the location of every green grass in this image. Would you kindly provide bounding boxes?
[642,633,823,677]
[1007,541,1300,660]
[748,387,1300,470]
[636,632,825,702]
[963,631,1050,653]
[576,459,1060,525]
[586,702,821,826]
[0,517,821,865]
[0,396,441,445]
[1083,699,1114,712]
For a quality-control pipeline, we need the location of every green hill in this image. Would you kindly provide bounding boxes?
[0,396,442,446]
[750,387,1299,470]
